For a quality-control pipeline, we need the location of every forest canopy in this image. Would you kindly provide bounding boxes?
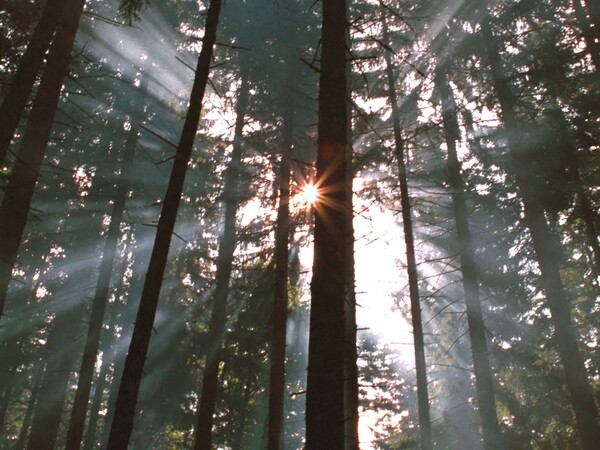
[0,0,599,449]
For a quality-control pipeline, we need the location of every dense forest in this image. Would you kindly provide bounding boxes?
[0,0,599,448]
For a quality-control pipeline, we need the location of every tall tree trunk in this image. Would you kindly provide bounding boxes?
[305,0,349,447]
[0,0,86,318]
[266,103,293,450]
[15,364,44,450]
[105,1,222,447]
[343,20,359,450]
[0,0,67,167]
[64,74,148,450]
[482,18,600,450]
[26,294,85,450]
[382,16,432,450]
[100,225,150,449]
[434,59,505,450]
[193,73,249,450]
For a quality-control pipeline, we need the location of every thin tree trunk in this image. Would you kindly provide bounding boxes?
[64,74,148,450]
[435,60,505,450]
[0,0,86,317]
[105,1,222,447]
[482,17,600,450]
[26,299,85,450]
[15,364,44,450]
[266,103,293,450]
[343,20,359,450]
[382,16,432,450]
[0,0,68,167]
[193,73,249,450]
[305,0,349,447]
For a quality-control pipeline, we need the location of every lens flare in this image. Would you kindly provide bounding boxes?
[302,182,319,206]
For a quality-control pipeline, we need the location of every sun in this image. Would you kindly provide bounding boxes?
[301,182,320,206]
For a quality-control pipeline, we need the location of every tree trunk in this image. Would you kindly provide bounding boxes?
[482,17,600,450]
[105,1,222,447]
[344,20,359,450]
[267,103,293,450]
[0,0,86,318]
[382,16,433,450]
[26,297,85,450]
[573,0,600,71]
[0,0,68,167]
[583,0,600,40]
[15,364,44,450]
[193,73,249,450]
[64,74,148,450]
[305,0,349,448]
[435,59,505,450]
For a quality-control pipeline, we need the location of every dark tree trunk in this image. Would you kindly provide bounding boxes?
[193,73,249,450]
[305,0,349,448]
[267,104,293,450]
[573,0,600,71]
[26,299,84,450]
[482,18,600,450]
[382,17,432,450]
[81,342,109,450]
[15,364,44,450]
[435,60,505,450]
[105,1,222,447]
[64,75,148,450]
[0,0,67,167]
[0,0,86,317]
[99,227,149,449]
[583,0,600,40]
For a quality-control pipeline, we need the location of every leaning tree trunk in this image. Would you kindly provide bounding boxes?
[64,75,148,450]
[266,103,293,450]
[434,58,505,450]
[193,73,249,450]
[26,284,87,450]
[382,16,432,450]
[0,0,68,167]
[482,17,600,450]
[305,0,349,447]
[105,1,222,447]
[0,0,86,318]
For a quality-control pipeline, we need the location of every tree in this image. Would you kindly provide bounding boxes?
[481,13,600,449]
[305,0,350,448]
[0,0,86,318]
[106,0,223,447]
[0,0,67,167]
[381,14,433,450]
[434,49,505,450]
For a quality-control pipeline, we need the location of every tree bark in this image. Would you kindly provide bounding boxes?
[435,59,505,450]
[0,0,86,318]
[382,16,433,450]
[105,1,222,447]
[193,73,249,450]
[267,103,293,450]
[305,0,349,448]
[0,0,68,167]
[482,17,600,450]
[64,75,148,450]
[15,364,43,450]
